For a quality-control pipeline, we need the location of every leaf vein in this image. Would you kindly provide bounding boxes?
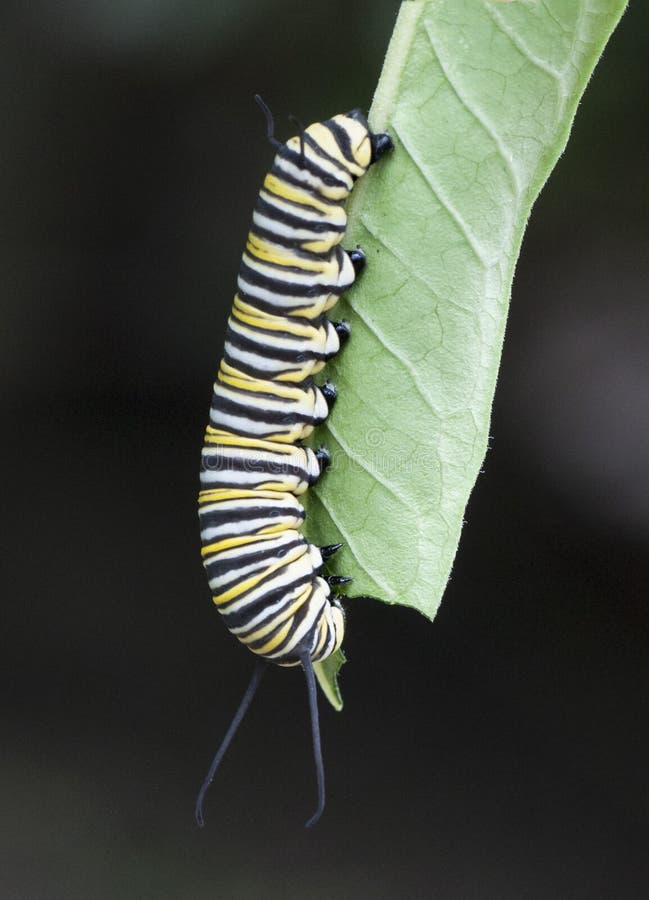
[326,418,411,506]
[423,20,522,196]
[484,2,568,113]
[359,218,477,315]
[393,121,494,268]
[312,490,397,601]
[346,293,444,423]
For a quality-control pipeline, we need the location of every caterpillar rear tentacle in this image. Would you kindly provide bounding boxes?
[195,659,267,828]
[196,101,393,827]
[301,650,325,829]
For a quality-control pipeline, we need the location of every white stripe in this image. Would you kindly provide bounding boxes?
[275,156,352,196]
[258,189,347,229]
[252,210,339,243]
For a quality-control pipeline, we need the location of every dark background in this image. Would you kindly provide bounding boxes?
[2,2,647,898]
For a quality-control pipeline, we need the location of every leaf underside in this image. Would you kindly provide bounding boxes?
[312,0,627,705]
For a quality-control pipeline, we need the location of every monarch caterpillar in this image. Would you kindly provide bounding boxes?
[195,97,393,828]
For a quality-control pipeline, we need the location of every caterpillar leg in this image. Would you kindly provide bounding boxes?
[195,659,267,827]
[331,320,351,346]
[300,650,325,828]
[318,318,348,364]
[323,245,360,307]
[315,446,330,473]
[318,541,351,587]
[319,379,337,410]
[320,542,344,559]
[370,130,394,161]
[325,575,352,587]
[347,247,366,275]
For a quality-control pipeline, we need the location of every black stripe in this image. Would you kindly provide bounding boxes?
[199,499,303,519]
[215,372,315,401]
[303,133,355,176]
[323,119,356,166]
[238,260,341,299]
[199,504,305,529]
[209,396,317,427]
[235,289,326,318]
[247,221,335,254]
[222,351,307,383]
[247,230,338,262]
[233,294,329,327]
[248,591,321,657]
[220,355,317,385]
[219,570,314,624]
[217,579,293,624]
[262,181,338,213]
[209,394,320,428]
[225,324,328,363]
[200,472,304,491]
[242,248,326,276]
[254,195,345,234]
[228,315,318,346]
[245,600,309,651]
[276,146,349,190]
[204,536,306,579]
[201,450,309,479]
[267,163,345,203]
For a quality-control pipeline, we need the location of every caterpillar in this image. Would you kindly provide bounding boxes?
[195,97,392,828]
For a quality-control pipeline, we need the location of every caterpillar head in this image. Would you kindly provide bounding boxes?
[315,110,393,179]
[280,112,392,196]
[344,109,394,168]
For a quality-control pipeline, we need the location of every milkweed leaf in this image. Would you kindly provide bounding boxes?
[310,0,627,705]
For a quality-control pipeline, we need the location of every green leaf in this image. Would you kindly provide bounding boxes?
[308,0,627,703]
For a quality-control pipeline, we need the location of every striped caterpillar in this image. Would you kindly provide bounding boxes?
[195,98,392,827]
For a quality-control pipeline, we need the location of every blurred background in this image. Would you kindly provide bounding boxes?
[2,1,647,898]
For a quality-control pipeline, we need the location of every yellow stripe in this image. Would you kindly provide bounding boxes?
[272,368,324,384]
[305,123,344,161]
[212,545,305,606]
[244,246,331,278]
[245,236,297,269]
[258,522,292,534]
[233,294,324,321]
[203,426,238,439]
[263,173,334,215]
[199,489,305,506]
[230,304,318,338]
[303,238,338,254]
[218,363,309,400]
[258,187,346,228]
[201,532,282,556]
[199,487,300,504]
[258,479,307,494]
[233,291,324,322]
[203,429,296,454]
[250,618,293,655]
[246,237,329,274]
